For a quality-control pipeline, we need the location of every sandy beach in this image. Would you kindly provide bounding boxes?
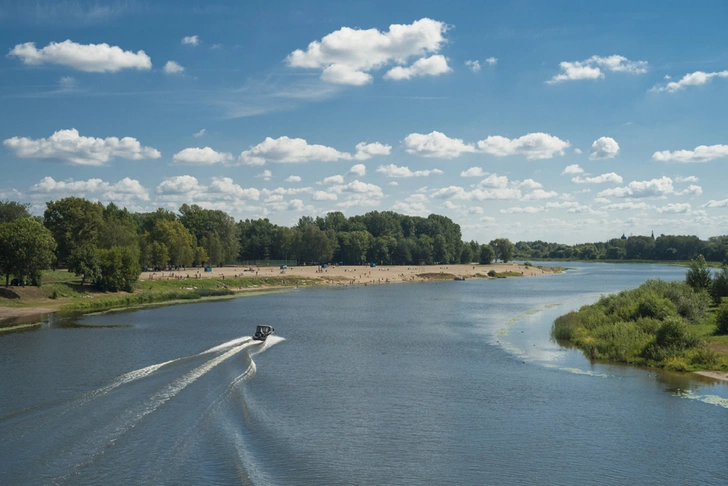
[139,262,559,286]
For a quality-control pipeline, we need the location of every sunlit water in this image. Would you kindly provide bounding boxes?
[1,263,727,485]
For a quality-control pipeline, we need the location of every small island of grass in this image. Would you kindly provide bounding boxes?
[553,277,728,373]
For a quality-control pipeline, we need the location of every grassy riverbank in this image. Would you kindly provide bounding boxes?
[1,263,557,325]
[552,279,728,372]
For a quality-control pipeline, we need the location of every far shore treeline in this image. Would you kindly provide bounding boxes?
[3,197,728,292]
[0,198,514,290]
[514,234,728,262]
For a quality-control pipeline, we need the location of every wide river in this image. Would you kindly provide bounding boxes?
[1,262,727,485]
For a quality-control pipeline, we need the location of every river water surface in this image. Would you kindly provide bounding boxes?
[1,262,727,485]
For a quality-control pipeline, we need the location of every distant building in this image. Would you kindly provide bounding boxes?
[621,233,627,240]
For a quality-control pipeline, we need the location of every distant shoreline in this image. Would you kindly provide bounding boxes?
[0,262,561,325]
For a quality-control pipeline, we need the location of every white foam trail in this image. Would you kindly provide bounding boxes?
[675,390,728,409]
[57,341,259,484]
[81,335,254,402]
[542,364,609,378]
[203,336,253,354]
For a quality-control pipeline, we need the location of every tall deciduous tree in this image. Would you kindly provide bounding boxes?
[96,246,141,292]
[44,197,104,265]
[150,220,197,267]
[0,218,56,286]
[686,254,713,294]
[489,238,514,263]
[479,244,495,264]
[0,200,31,223]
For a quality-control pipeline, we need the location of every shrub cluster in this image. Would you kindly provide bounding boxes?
[552,279,720,371]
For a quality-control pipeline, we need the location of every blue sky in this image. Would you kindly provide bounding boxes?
[2,0,728,244]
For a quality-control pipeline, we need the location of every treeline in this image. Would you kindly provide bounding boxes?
[515,234,728,262]
[0,198,514,290]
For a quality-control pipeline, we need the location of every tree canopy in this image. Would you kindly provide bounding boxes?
[0,218,56,286]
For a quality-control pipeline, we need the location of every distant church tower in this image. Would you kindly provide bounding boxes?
[651,231,655,240]
[621,233,627,240]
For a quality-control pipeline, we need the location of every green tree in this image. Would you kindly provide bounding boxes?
[685,254,712,293]
[715,303,728,335]
[433,234,450,263]
[0,218,56,286]
[68,244,101,284]
[150,220,196,267]
[460,244,474,264]
[393,237,415,264]
[179,204,240,264]
[150,241,170,267]
[0,200,31,223]
[299,225,337,263]
[711,265,728,305]
[44,197,104,265]
[99,202,139,250]
[95,246,141,292]
[489,238,515,263]
[479,244,495,264]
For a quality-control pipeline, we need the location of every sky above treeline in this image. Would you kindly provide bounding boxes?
[1,0,728,244]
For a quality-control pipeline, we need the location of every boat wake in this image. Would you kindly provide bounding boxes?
[0,334,284,484]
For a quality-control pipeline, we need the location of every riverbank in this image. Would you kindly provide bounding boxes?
[552,279,728,378]
[0,262,561,324]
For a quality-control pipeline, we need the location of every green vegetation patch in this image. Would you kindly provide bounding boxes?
[416,272,455,280]
[552,279,727,372]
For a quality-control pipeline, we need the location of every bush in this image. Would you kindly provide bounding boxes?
[716,303,728,335]
[487,270,497,277]
[553,311,579,340]
[636,294,677,321]
[655,317,699,350]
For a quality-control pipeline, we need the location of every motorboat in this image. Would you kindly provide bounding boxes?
[253,325,274,341]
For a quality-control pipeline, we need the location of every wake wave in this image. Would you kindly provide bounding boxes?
[0,335,283,485]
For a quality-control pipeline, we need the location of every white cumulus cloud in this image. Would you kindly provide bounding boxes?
[193,129,206,138]
[29,176,150,204]
[8,39,152,72]
[651,70,728,93]
[286,18,449,85]
[460,167,486,177]
[653,144,728,163]
[313,191,338,201]
[465,60,480,72]
[572,173,623,184]
[384,55,451,80]
[403,131,476,158]
[285,175,302,182]
[172,147,232,165]
[477,132,570,159]
[547,55,647,84]
[657,203,691,213]
[164,60,184,74]
[256,170,272,181]
[348,163,367,176]
[238,136,387,165]
[562,164,584,175]
[355,142,391,160]
[376,164,443,178]
[522,189,558,200]
[322,175,345,185]
[3,128,161,166]
[598,176,674,198]
[590,137,620,160]
[181,35,200,46]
